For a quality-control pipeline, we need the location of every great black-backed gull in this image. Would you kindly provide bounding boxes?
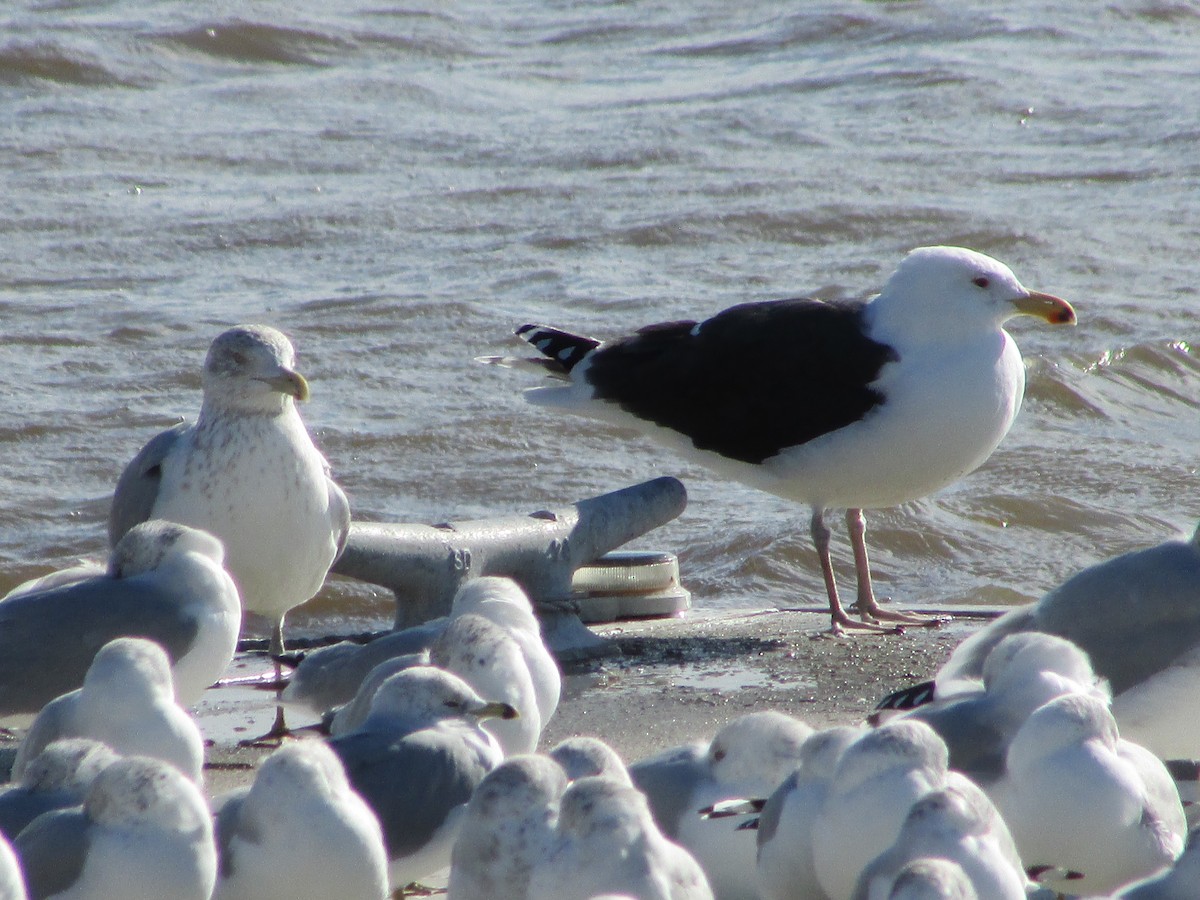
[484,246,1075,632]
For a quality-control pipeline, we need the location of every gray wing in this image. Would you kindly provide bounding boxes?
[1034,539,1200,693]
[0,787,75,843]
[13,807,91,899]
[756,771,798,849]
[283,621,445,714]
[903,696,1007,785]
[213,789,252,880]
[107,422,188,547]
[328,475,352,562]
[628,743,707,838]
[935,606,1037,686]
[331,729,491,860]
[0,573,200,718]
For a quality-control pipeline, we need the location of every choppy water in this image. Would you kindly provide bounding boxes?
[3,0,1199,639]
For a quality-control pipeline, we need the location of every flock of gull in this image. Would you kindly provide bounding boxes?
[0,246,1198,899]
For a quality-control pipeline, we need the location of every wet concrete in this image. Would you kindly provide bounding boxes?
[189,606,992,796]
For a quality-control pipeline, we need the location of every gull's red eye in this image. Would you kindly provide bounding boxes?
[972,276,990,288]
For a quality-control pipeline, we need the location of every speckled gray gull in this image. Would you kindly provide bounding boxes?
[0,520,240,724]
[212,739,388,900]
[447,754,568,900]
[812,720,969,900]
[753,726,864,900]
[886,523,1200,760]
[548,736,631,785]
[12,637,205,784]
[488,247,1075,633]
[878,632,1109,786]
[630,711,811,900]
[527,776,714,900]
[14,755,217,900]
[285,576,559,724]
[850,783,1027,900]
[109,324,350,735]
[0,739,119,842]
[0,835,26,900]
[431,612,543,755]
[991,692,1185,895]
[328,665,515,891]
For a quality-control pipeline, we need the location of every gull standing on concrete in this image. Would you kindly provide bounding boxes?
[212,740,389,900]
[0,520,240,722]
[631,711,812,900]
[12,637,205,784]
[487,247,1075,632]
[328,666,516,891]
[109,324,349,737]
[14,755,217,900]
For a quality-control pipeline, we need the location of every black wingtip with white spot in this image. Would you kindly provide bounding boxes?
[873,679,937,712]
[516,324,600,374]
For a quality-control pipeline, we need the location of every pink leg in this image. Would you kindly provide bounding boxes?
[811,509,900,635]
[846,508,943,628]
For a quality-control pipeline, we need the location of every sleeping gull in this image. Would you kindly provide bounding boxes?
[990,692,1185,895]
[753,725,863,900]
[876,632,1109,786]
[0,739,118,842]
[850,783,1028,900]
[283,576,559,724]
[881,858,979,900]
[212,739,388,900]
[485,246,1075,632]
[0,520,240,722]
[109,324,350,737]
[811,720,965,900]
[630,711,812,900]
[328,665,516,890]
[12,637,205,784]
[327,650,428,736]
[879,523,1200,761]
[548,736,631,784]
[527,776,714,900]
[447,754,568,900]
[14,755,217,900]
[431,612,543,755]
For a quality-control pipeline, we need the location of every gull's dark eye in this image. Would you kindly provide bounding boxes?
[443,699,461,709]
[972,276,991,288]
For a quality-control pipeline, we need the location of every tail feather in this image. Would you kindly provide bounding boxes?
[874,679,937,712]
[515,324,600,374]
